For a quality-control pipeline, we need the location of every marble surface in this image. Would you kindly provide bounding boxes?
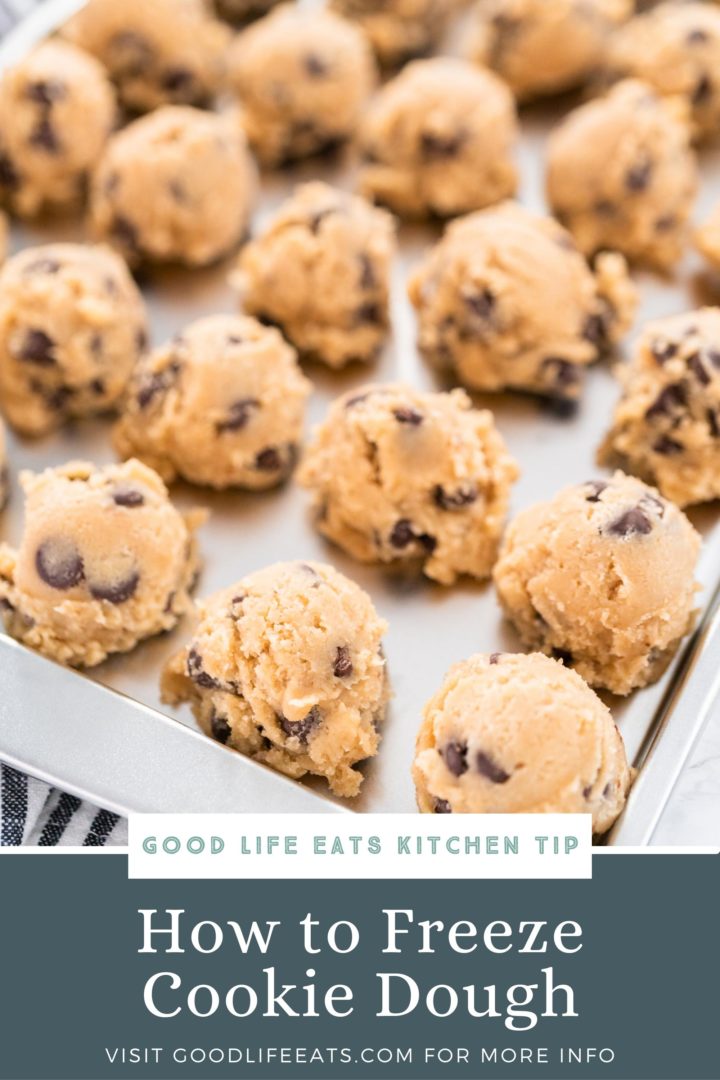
[651,699,720,846]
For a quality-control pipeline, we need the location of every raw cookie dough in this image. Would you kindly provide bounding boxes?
[408,201,637,403]
[493,472,701,695]
[61,0,229,113]
[90,106,255,267]
[330,0,464,68]
[162,561,389,797]
[470,0,633,101]
[234,182,396,368]
[358,57,518,219]
[0,40,115,218]
[546,80,698,270]
[695,202,720,269]
[0,419,8,511]
[0,243,148,437]
[606,2,720,140]
[227,4,376,166]
[298,384,519,585]
[0,459,204,668]
[212,0,282,25]
[599,309,720,507]
[113,314,311,489]
[413,652,632,833]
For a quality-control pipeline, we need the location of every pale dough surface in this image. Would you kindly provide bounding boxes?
[493,472,700,695]
[547,80,697,269]
[162,560,389,797]
[358,57,517,219]
[331,0,464,68]
[599,308,720,507]
[227,4,376,166]
[413,652,632,834]
[90,106,256,267]
[298,383,518,585]
[0,243,147,437]
[236,182,395,368]
[114,314,311,490]
[408,201,637,401]
[0,459,204,668]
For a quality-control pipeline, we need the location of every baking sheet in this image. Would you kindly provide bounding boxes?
[2,0,720,831]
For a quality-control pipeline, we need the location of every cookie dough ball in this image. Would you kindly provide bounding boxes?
[695,202,720,270]
[0,244,148,437]
[298,384,518,585]
[90,107,255,267]
[0,460,203,668]
[212,0,282,24]
[62,0,229,113]
[493,472,700,695]
[227,4,376,166]
[114,314,311,489]
[470,0,632,101]
[0,40,115,219]
[0,419,8,511]
[331,0,463,68]
[413,652,631,831]
[408,201,637,402]
[235,183,395,368]
[162,561,389,797]
[607,3,720,140]
[358,57,517,219]
[547,80,697,269]
[599,309,720,507]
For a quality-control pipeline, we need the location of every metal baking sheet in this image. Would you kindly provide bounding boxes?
[1,0,720,839]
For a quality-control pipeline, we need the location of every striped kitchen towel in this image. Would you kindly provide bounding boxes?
[0,763,127,846]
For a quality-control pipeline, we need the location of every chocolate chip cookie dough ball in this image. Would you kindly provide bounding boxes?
[0,40,115,219]
[331,0,463,68]
[493,473,701,695]
[413,652,632,831]
[227,4,376,166]
[546,80,697,269]
[0,419,8,511]
[408,201,637,403]
[212,0,282,25]
[358,58,517,219]
[0,460,204,668]
[298,384,518,585]
[114,314,311,489]
[470,0,632,101]
[235,183,396,368]
[61,0,229,113]
[162,561,389,797]
[0,244,148,437]
[90,107,255,267]
[599,309,720,507]
[606,3,720,140]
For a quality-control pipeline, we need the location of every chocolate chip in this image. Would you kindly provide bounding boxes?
[606,507,653,537]
[389,520,436,552]
[707,408,720,437]
[216,397,259,434]
[707,349,720,369]
[476,751,510,784]
[163,68,194,93]
[394,406,423,426]
[355,301,382,326]
[542,357,580,392]
[687,352,711,386]
[582,784,593,800]
[651,339,677,364]
[583,312,608,349]
[693,74,712,105]
[687,28,709,45]
[113,488,145,508]
[464,289,495,322]
[443,740,468,777]
[639,492,665,518]
[489,652,502,664]
[17,329,55,366]
[89,571,139,604]
[434,799,452,814]
[136,362,180,409]
[345,391,372,409]
[358,254,375,290]
[552,648,573,666]
[653,434,684,455]
[210,711,231,744]
[625,159,652,192]
[594,199,616,217]
[111,216,140,257]
[279,706,321,743]
[655,214,677,232]
[420,130,466,158]
[0,151,19,190]
[28,117,59,153]
[645,382,687,420]
[433,484,478,510]
[45,385,73,411]
[255,447,281,471]
[584,480,607,503]
[333,646,353,679]
[23,257,60,275]
[36,538,84,590]
[304,53,328,77]
[187,648,222,690]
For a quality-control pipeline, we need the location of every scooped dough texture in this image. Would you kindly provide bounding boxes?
[227,4,376,165]
[547,80,697,269]
[298,384,519,585]
[493,472,700,695]
[0,244,147,437]
[0,40,115,218]
[471,0,633,101]
[162,561,389,797]
[90,107,255,267]
[599,309,720,507]
[61,0,229,113]
[0,460,203,668]
[358,57,518,219]
[413,652,632,834]
[408,201,637,400]
[235,182,396,368]
[114,314,311,489]
[0,419,8,511]
[607,2,720,139]
[331,0,463,68]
